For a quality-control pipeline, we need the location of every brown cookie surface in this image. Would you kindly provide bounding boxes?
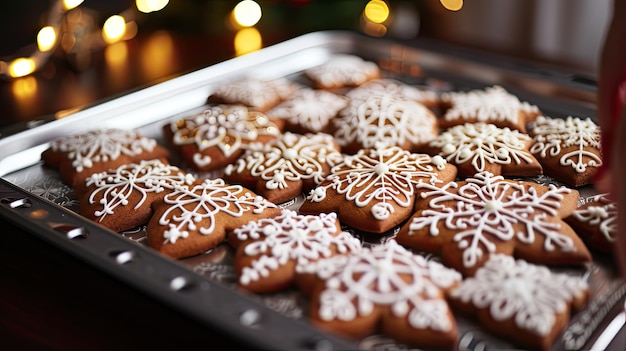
[395,171,591,276]
[529,115,602,187]
[228,210,361,293]
[300,146,457,234]
[79,159,195,233]
[448,254,589,351]
[147,178,281,259]
[42,128,170,190]
[295,239,461,349]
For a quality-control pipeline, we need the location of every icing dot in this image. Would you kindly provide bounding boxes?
[374,162,389,175]
[459,148,473,159]
[283,148,298,160]
[484,200,502,212]
[442,144,456,154]
[472,138,483,146]
[290,228,308,241]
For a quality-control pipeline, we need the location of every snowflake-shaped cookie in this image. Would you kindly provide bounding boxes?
[295,239,461,349]
[228,210,361,293]
[529,116,602,187]
[224,132,343,204]
[304,54,381,89]
[565,193,617,253]
[346,78,440,109]
[449,254,589,351]
[423,122,543,178]
[42,128,169,188]
[439,85,541,132]
[300,146,457,234]
[78,159,196,232]
[147,178,281,259]
[265,88,349,134]
[164,105,282,172]
[207,77,298,112]
[396,171,591,276]
[332,94,438,154]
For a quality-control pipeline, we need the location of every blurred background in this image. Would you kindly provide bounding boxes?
[0,0,613,131]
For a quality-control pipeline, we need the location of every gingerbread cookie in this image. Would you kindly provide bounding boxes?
[331,94,438,154]
[421,122,543,178]
[395,171,591,276]
[304,54,381,90]
[529,115,602,187]
[78,159,195,233]
[448,254,589,351]
[224,132,343,205]
[439,85,541,132]
[300,146,457,234]
[228,210,361,293]
[265,88,349,134]
[565,193,617,253]
[146,178,281,259]
[295,239,461,349]
[346,78,440,110]
[207,77,298,112]
[163,105,282,173]
[42,128,170,190]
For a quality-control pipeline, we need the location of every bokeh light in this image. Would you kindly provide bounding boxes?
[63,0,84,10]
[103,15,127,44]
[136,0,169,14]
[233,0,262,27]
[440,0,463,11]
[364,0,390,24]
[37,26,57,52]
[8,58,36,78]
[234,27,262,56]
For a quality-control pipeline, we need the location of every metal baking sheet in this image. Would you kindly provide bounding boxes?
[0,30,623,351]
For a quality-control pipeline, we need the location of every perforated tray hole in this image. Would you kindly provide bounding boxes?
[239,308,262,329]
[1,197,32,209]
[52,224,89,239]
[108,250,137,265]
[169,276,195,292]
[300,336,335,351]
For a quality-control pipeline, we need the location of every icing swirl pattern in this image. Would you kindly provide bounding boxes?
[449,254,588,337]
[297,239,461,332]
[232,210,361,290]
[50,128,158,172]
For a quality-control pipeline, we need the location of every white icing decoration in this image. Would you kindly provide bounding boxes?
[306,146,446,220]
[211,77,295,109]
[51,129,157,172]
[158,178,276,244]
[408,171,576,269]
[333,94,437,150]
[225,132,343,191]
[298,239,461,331]
[429,123,535,172]
[266,88,349,132]
[306,54,379,87]
[346,78,438,104]
[449,254,588,336]
[572,193,617,243]
[234,210,361,286]
[441,85,539,125]
[86,160,195,222]
[529,116,602,173]
[169,105,281,168]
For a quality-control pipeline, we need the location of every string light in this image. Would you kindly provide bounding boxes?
[232,0,262,28]
[440,0,463,11]
[0,0,169,79]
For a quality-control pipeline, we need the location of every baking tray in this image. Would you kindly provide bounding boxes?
[0,30,624,350]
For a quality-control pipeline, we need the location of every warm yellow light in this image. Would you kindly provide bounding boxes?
[440,0,463,11]
[103,15,127,44]
[37,26,57,52]
[136,0,169,13]
[234,27,262,56]
[233,0,262,27]
[141,31,174,79]
[63,0,84,10]
[8,58,36,78]
[364,0,389,24]
[12,77,38,99]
